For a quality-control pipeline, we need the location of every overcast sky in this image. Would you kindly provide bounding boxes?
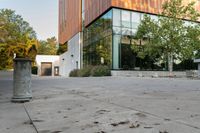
[0,0,58,40]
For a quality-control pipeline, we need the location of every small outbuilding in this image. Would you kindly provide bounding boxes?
[194,59,200,77]
[36,55,60,76]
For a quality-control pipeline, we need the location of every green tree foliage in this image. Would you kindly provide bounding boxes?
[132,0,200,75]
[0,9,37,69]
[57,43,68,55]
[37,37,58,55]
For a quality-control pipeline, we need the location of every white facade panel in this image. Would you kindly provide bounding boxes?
[36,55,60,76]
[59,33,81,76]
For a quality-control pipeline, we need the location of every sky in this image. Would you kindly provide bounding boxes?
[0,0,58,40]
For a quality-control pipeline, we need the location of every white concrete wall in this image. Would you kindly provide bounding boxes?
[36,55,60,76]
[59,33,81,77]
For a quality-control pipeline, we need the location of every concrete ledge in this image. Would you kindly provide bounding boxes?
[111,70,186,78]
[186,70,198,78]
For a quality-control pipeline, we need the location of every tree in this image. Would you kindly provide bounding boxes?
[37,37,58,55]
[0,9,37,69]
[57,43,68,55]
[132,0,200,75]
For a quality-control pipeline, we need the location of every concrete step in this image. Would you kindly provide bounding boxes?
[111,70,186,78]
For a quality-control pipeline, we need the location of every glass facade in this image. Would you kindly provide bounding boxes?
[83,8,197,70]
[83,8,160,70]
[83,10,112,67]
[113,8,141,69]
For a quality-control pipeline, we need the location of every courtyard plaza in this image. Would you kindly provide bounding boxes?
[0,71,200,133]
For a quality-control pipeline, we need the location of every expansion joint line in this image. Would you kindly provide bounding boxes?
[70,90,200,130]
[23,104,39,133]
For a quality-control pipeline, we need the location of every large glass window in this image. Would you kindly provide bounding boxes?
[83,9,113,67]
[122,10,131,28]
[150,14,158,21]
[122,28,131,35]
[113,27,121,35]
[84,8,196,70]
[113,9,121,27]
[132,12,141,29]
[112,8,143,70]
[120,35,136,69]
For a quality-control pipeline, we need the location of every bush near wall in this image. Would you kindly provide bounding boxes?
[69,69,80,77]
[79,66,92,77]
[69,65,111,77]
[32,66,38,75]
[91,66,111,77]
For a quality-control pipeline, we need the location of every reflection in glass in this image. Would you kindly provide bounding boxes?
[122,10,131,28]
[113,26,121,35]
[113,9,121,27]
[83,9,113,67]
[83,8,196,70]
[122,28,132,35]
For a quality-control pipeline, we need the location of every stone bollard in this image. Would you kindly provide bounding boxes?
[12,58,32,102]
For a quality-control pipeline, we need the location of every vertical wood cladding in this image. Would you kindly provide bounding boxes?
[84,0,112,26]
[111,0,165,14]
[84,0,200,26]
[59,0,200,43]
[59,0,82,44]
[112,0,200,15]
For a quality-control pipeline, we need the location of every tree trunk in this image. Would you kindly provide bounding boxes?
[168,53,173,77]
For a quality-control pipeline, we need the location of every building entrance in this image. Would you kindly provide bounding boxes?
[41,62,52,76]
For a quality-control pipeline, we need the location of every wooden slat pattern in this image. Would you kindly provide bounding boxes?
[112,0,200,18]
[84,0,112,26]
[84,0,200,26]
[59,0,82,44]
[112,0,168,14]
[59,0,200,43]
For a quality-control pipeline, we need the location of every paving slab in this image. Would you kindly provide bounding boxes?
[0,72,36,133]
[1,71,200,133]
[0,102,36,133]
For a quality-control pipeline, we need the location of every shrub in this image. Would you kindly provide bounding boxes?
[91,65,111,77]
[32,66,38,75]
[69,65,111,77]
[69,69,80,77]
[79,66,92,77]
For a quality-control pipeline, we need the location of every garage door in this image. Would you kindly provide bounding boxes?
[41,62,52,76]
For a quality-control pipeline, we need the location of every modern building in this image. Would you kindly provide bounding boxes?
[59,0,200,75]
[36,55,60,76]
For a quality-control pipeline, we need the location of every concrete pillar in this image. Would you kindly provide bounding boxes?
[12,58,32,102]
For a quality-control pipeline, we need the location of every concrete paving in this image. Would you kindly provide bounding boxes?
[0,71,200,133]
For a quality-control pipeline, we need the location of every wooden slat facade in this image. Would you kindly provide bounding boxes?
[112,0,200,16]
[84,0,200,26]
[59,0,200,43]
[111,0,165,14]
[84,0,112,27]
[59,0,82,44]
